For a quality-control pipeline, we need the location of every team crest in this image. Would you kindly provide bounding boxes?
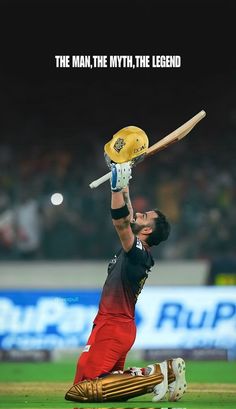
[113,138,126,153]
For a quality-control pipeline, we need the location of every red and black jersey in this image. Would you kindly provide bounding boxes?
[94,237,154,322]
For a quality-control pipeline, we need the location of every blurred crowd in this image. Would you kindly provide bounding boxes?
[0,119,235,262]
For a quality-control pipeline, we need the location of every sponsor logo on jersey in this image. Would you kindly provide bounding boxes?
[83,344,91,352]
[136,238,143,250]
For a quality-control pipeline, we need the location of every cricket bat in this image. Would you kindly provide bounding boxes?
[89,110,206,189]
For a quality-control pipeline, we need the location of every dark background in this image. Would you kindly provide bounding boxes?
[0,2,235,260]
[1,2,235,142]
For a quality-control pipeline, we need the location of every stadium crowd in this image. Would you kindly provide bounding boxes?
[0,117,235,262]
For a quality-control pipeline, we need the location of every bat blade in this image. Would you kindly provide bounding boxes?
[146,110,206,157]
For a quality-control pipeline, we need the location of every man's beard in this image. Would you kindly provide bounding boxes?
[130,222,143,235]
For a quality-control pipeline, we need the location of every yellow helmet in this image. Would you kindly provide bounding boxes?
[104,126,149,163]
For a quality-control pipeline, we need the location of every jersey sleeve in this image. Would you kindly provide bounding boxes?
[125,236,147,265]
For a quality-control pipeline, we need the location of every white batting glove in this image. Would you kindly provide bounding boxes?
[110,162,132,192]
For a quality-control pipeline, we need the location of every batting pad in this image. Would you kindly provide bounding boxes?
[65,370,164,402]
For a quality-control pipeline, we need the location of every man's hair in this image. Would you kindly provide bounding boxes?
[146,209,171,247]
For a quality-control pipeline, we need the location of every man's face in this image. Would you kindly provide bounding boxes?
[130,210,158,234]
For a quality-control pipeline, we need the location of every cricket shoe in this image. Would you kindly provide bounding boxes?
[145,361,168,402]
[168,357,187,401]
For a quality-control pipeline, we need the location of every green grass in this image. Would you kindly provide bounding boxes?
[0,360,236,408]
[1,360,236,383]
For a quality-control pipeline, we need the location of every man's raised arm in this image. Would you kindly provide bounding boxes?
[110,163,135,252]
[122,186,134,222]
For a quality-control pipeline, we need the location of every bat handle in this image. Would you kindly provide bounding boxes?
[89,171,111,189]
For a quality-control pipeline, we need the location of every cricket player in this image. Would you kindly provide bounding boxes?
[65,127,187,403]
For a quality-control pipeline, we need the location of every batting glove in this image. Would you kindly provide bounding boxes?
[110,162,132,192]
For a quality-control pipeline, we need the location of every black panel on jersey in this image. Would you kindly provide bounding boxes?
[95,237,154,320]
